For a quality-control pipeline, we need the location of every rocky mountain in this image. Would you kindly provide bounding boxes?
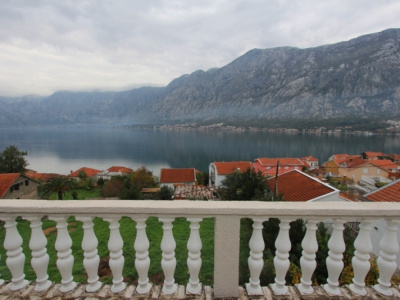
[1,28,400,127]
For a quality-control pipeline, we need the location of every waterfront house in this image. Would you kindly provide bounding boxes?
[253,157,305,177]
[68,167,102,181]
[159,168,197,189]
[96,166,133,180]
[300,156,319,169]
[323,153,362,175]
[0,173,39,199]
[208,161,252,188]
[338,159,398,183]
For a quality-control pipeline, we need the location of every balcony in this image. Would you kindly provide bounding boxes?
[1,200,400,299]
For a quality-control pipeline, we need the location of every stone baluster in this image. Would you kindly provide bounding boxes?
[271,218,292,295]
[298,219,319,294]
[1,217,29,291]
[323,219,345,295]
[373,219,400,297]
[132,217,152,294]
[25,216,52,291]
[246,218,265,295]
[186,217,203,294]
[159,217,177,294]
[77,216,102,292]
[50,216,77,293]
[350,220,373,296]
[104,217,126,293]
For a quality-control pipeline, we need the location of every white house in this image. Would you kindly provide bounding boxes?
[209,161,252,188]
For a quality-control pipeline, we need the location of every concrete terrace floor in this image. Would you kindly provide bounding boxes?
[1,282,400,300]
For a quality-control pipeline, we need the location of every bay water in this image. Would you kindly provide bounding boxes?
[1,127,399,177]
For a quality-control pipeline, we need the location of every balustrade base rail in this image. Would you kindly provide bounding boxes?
[1,281,400,299]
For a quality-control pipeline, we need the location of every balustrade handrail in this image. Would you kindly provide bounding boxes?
[1,199,400,298]
[1,199,400,219]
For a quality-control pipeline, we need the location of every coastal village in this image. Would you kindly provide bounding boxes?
[1,150,400,204]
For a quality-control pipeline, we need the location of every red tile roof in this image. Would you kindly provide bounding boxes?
[213,161,252,175]
[369,159,398,170]
[108,166,133,173]
[341,158,369,168]
[25,171,61,181]
[159,168,196,184]
[257,157,305,166]
[364,179,400,202]
[0,173,21,198]
[364,151,386,159]
[266,170,337,202]
[68,167,101,178]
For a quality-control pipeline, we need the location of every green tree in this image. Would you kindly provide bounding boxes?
[101,177,124,198]
[130,166,158,191]
[78,170,88,181]
[41,176,77,200]
[0,145,29,173]
[220,168,266,200]
[158,185,174,200]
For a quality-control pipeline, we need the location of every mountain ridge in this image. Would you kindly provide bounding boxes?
[1,28,400,127]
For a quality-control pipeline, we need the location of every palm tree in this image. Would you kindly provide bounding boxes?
[41,176,77,200]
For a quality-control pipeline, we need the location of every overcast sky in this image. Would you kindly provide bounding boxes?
[0,0,399,97]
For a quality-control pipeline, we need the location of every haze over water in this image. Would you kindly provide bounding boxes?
[1,127,400,176]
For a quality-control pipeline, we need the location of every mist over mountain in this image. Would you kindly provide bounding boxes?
[1,28,400,127]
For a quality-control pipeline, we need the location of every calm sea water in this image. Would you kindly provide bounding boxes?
[1,127,400,176]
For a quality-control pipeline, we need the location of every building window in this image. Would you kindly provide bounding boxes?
[363,168,368,174]
[377,169,381,175]
[25,180,29,186]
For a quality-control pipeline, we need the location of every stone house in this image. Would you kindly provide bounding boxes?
[0,173,39,199]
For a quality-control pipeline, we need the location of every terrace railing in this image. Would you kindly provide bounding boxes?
[1,200,400,298]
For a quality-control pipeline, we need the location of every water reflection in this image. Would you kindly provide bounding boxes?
[0,127,398,175]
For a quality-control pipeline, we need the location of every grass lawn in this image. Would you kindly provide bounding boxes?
[46,187,102,200]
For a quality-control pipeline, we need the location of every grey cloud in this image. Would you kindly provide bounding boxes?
[0,0,399,96]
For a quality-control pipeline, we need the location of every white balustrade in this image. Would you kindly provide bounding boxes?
[159,217,177,294]
[1,217,29,291]
[1,200,400,299]
[298,219,319,294]
[186,217,203,294]
[104,217,126,293]
[246,218,265,295]
[77,216,102,293]
[323,219,345,295]
[132,217,152,294]
[271,218,292,295]
[349,219,373,296]
[25,216,52,292]
[373,219,400,296]
[50,216,77,293]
